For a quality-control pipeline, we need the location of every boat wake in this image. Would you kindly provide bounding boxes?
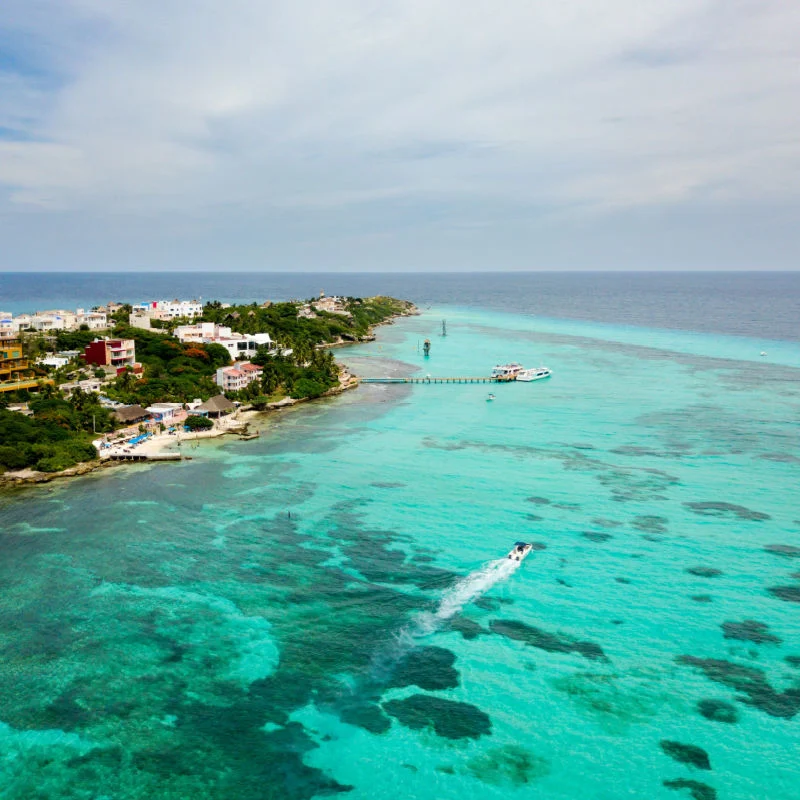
[369,557,521,681]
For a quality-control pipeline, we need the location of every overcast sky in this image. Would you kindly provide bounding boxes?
[1,0,798,271]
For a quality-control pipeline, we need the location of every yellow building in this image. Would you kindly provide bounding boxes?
[0,339,40,393]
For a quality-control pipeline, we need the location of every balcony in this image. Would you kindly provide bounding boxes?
[0,377,43,393]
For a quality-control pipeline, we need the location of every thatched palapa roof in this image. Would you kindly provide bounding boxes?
[114,404,150,423]
[197,395,235,414]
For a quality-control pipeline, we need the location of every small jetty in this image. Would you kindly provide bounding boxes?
[106,453,185,462]
[361,375,516,384]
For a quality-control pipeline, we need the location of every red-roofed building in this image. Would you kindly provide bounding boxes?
[215,361,263,392]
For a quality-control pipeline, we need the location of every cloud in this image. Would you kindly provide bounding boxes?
[0,0,798,269]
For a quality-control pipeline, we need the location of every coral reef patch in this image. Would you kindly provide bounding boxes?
[383,695,492,740]
[490,620,607,661]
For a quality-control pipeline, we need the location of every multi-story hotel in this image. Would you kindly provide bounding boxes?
[0,339,39,394]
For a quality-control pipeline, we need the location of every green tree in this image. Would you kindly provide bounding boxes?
[184,415,213,430]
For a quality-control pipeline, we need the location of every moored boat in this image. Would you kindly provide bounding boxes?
[516,367,551,382]
[491,363,522,380]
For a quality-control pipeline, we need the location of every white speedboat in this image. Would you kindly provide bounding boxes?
[516,367,552,382]
[491,363,522,380]
[507,541,533,561]
[486,393,496,402]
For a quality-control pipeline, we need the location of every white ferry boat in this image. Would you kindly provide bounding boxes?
[516,367,552,382]
[508,541,533,561]
[491,363,523,380]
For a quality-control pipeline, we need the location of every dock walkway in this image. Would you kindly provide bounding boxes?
[360,376,513,384]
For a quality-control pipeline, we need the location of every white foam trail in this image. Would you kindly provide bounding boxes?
[432,557,520,624]
[369,557,520,681]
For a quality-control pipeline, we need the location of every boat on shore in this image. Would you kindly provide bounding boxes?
[507,541,533,561]
[516,367,551,382]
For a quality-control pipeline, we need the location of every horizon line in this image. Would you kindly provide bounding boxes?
[2,268,800,275]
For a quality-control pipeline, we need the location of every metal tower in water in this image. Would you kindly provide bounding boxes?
[423,339,431,357]
[441,320,447,337]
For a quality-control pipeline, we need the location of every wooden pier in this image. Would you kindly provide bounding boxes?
[360,376,513,384]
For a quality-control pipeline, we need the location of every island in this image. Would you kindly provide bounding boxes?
[0,295,416,487]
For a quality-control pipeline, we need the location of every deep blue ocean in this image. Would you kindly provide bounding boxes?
[1,271,799,800]
[2,271,799,341]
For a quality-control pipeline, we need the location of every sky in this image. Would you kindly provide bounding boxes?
[0,0,799,272]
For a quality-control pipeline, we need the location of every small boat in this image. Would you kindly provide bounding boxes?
[491,363,522,380]
[760,351,767,357]
[517,367,552,382]
[486,393,496,402]
[507,541,533,561]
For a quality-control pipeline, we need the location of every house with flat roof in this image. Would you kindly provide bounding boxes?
[175,323,275,360]
[83,338,141,376]
[145,403,183,422]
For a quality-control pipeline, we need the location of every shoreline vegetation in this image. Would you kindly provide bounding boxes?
[0,296,417,489]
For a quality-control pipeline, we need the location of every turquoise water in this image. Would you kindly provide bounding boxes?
[1,307,799,799]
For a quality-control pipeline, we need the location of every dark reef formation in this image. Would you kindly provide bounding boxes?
[383,694,491,740]
[663,778,717,800]
[490,619,607,661]
[660,740,712,770]
[449,617,484,640]
[631,515,669,534]
[764,544,800,559]
[582,531,613,543]
[683,501,770,521]
[697,699,738,724]
[677,656,800,718]
[686,567,723,578]
[388,646,459,691]
[721,620,781,645]
[768,585,800,603]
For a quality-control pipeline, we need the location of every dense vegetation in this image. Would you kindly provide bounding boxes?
[0,391,114,473]
[201,296,413,356]
[102,326,231,406]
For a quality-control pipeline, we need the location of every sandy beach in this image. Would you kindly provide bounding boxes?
[100,408,262,459]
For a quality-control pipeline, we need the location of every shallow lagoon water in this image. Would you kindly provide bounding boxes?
[1,306,799,799]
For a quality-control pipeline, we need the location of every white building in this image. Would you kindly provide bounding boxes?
[215,362,263,392]
[174,323,275,361]
[63,378,104,396]
[38,355,71,369]
[313,295,350,316]
[11,310,73,332]
[76,309,108,330]
[175,322,233,342]
[2,308,107,334]
[0,313,14,341]
[146,403,183,422]
[133,299,203,320]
